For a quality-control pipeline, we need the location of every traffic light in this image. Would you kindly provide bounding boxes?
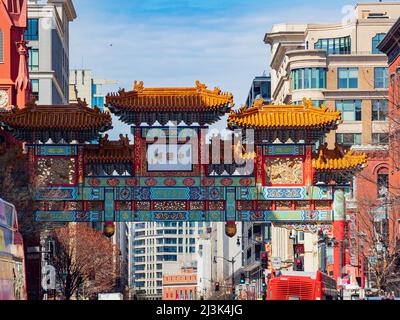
[261,251,268,269]
[240,273,245,284]
[294,258,304,271]
[215,282,220,292]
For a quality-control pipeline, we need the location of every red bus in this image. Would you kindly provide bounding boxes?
[267,271,338,300]
[0,198,27,300]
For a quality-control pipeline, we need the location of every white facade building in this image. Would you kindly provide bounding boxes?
[26,0,76,104]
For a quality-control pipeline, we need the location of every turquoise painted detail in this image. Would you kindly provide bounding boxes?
[35,145,78,156]
[264,145,305,156]
[226,187,236,220]
[150,188,190,200]
[34,210,333,222]
[333,188,345,220]
[104,188,114,221]
[83,187,104,200]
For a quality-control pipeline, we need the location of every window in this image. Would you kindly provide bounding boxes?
[377,168,389,199]
[291,68,326,90]
[264,223,271,241]
[25,19,39,41]
[336,100,362,121]
[372,133,388,145]
[28,48,39,71]
[336,133,362,146]
[372,33,386,54]
[338,67,358,88]
[0,29,3,64]
[374,67,388,88]
[314,36,351,54]
[31,79,39,101]
[372,100,388,121]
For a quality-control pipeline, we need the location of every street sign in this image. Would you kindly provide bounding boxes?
[271,257,281,269]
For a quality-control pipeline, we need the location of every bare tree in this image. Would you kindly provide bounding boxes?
[49,223,119,300]
[354,195,400,293]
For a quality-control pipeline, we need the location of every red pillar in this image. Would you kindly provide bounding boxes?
[332,188,346,284]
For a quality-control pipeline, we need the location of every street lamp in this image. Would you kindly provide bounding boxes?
[213,251,242,300]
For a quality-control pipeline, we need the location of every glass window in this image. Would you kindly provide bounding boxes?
[298,69,303,89]
[25,19,39,41]
[28,48,39,71]
[264,223,271,241]
[291,68,326,90]
[372,133,388,145]
[336,100,362,121]
[315,36,351,54]
[377,169,389,199]
[338,67,358,89]
[336,133,362,146]
[372,100,388,121]
[372,33,386,54]
[31,79,39,101]
[374,67,388,89]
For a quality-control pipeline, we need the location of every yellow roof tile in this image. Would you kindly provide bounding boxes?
[228,98,342,129]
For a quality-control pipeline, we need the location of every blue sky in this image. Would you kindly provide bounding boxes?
[69,0,371,137]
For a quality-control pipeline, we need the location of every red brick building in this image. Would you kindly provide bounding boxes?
[378,17,400,247]
[162,268,197,300]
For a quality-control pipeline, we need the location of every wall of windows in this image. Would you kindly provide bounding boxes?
[28,48,39,71]
[25,19,39,41]
[336,133,362,146]
[336,100,362,121]
[372,33,386,54]
[338,68,358,88]
[314,36,351,54]
[372,99,388,121]
[291,68,326,90]
[374,67,388,88]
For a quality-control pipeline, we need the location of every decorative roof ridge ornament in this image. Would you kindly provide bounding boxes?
[26,96,37,110]
[76,97,88,108]
[195,80,207,92]
[133,80,144,92]
[302,97,313,110]
[253,98,264,109]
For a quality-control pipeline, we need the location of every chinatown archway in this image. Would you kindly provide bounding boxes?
[0,82,367,282]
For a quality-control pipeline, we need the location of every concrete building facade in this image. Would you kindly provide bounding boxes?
[162,267,197,300]
[26,0,76,105]
[69,69,118,110]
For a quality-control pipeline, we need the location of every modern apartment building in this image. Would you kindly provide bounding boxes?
[131,221,210,300]
[245,74,271,107]
[69,69,118,110]
[196,222,243,299]
[264,2,400,278]
[26,0,76,104]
